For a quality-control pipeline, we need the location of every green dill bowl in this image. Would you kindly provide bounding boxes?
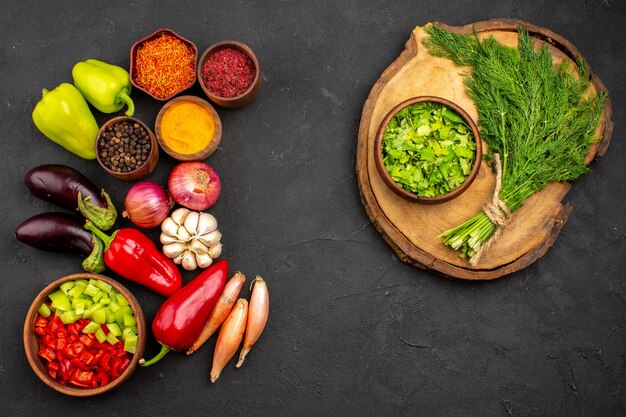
[374,96,482,204]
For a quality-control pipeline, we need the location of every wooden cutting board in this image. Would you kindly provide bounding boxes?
[356,19,613,281]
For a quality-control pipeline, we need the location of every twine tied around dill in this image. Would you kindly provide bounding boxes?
[470,153,511,265]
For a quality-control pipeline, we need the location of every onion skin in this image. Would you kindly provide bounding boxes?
[187,272,246,355]
[210,298,248,383]
[168,162,221,211]
[236,276,269,368]
[122,181,173,228]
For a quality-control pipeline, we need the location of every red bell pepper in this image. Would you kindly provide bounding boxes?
[140,260,228,366]
[85,221,182,297]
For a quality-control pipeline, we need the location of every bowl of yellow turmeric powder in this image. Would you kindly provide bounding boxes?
[154,95,222,161]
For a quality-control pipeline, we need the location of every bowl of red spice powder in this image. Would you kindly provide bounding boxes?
[198,40,262,108]
[130,29,198,101]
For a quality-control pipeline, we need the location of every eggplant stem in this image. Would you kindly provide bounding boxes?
[84,220,114,251]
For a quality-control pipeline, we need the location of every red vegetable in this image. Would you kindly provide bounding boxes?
[140,260,228,367]
[122,181,173,228]
[34,316,131,388]
[168,162,221,211]
[85,221,182,297]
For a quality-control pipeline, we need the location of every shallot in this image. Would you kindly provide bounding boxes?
[187,272,246,355]
[236,276,269,368]
[210,298,248,383]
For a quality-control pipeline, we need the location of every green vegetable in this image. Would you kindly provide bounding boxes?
[31,83,99,159]
[382,101,476,197]
[72,59,135,116]
[41,279,138,353]
[48,291,71,312]
[424,24,606,260]
[38,303,52,318]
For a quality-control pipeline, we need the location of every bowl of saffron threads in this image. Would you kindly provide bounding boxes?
[198,40,262,108]
[130,29,198,101]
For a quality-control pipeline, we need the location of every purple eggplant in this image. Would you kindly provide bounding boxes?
[15,212,105,273]
[25,164,117,230]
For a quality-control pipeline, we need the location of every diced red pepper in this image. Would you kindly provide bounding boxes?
[79,334,94,347]
[99,352,112,372]
[72,342,85,355]
[34,312,134,388]
[118,356,131,374]
[41,334,56,349]
[35,316,48,327]
[38,346,56,362]
[70,358,91,372]
[79,350,96,366]
[109,357,123,378]
[56,332,67,350]
[96,371,109,386]
[46,361,59,379]
[70,370,95,388]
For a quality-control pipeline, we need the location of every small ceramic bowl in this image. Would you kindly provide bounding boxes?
[23,273,146,397]
[155,95,222,161]
[130,28,198,101]
[374,96,482,204]
[197,40,262,108]
[95,116,159,181]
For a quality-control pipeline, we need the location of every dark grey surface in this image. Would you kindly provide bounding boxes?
[1,1,624,416]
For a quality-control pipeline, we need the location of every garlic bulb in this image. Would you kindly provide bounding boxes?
[160,208,222,270]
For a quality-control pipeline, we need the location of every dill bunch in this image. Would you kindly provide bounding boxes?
[423,24,606,261]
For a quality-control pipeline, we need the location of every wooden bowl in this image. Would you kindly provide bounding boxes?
[95,116,159,181]
[155,95,222,161]
[130,28,198,101]
[23,273,146,397]
[374,96,482,204]
[197,40,262,108]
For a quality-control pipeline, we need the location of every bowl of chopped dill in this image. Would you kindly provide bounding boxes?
[374,96,482,204]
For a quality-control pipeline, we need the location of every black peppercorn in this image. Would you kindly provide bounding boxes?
[98,120,151,173]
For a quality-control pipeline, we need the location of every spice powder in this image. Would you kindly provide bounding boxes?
[160,102,214,155]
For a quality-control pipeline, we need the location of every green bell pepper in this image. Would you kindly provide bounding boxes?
[32,83,99,160]
[72,59,135,116]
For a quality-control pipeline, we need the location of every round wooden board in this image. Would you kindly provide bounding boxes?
[356,19,613,281]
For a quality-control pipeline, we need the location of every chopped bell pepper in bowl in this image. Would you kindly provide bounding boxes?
[23,273,146,396]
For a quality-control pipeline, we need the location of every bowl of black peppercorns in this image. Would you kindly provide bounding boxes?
[95,116,159,181]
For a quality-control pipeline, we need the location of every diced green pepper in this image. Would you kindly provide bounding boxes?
[95,328,107,343]
[83,302,103,319]
[122,327,136,338]
[60,281,75,295]
[60,310,79,324]
[115,293,129,307]
[38,303,52,318]
[95,280,112,293]
[92,308,106,324]
[108,301,121,313]
[105,307,115,323]
[48,290,71,312]
[83,283,100,298]
[82,320,101,334]
[68,284,86,299]
[114,306,133,327]
[107,323,122,337]
[124,334,138,354]
[106,332,119,345]
[123,314,136,327]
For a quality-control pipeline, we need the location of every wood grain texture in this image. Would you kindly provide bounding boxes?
[356,19,613,280]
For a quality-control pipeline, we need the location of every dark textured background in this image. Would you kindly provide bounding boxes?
[1,1,624,416]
